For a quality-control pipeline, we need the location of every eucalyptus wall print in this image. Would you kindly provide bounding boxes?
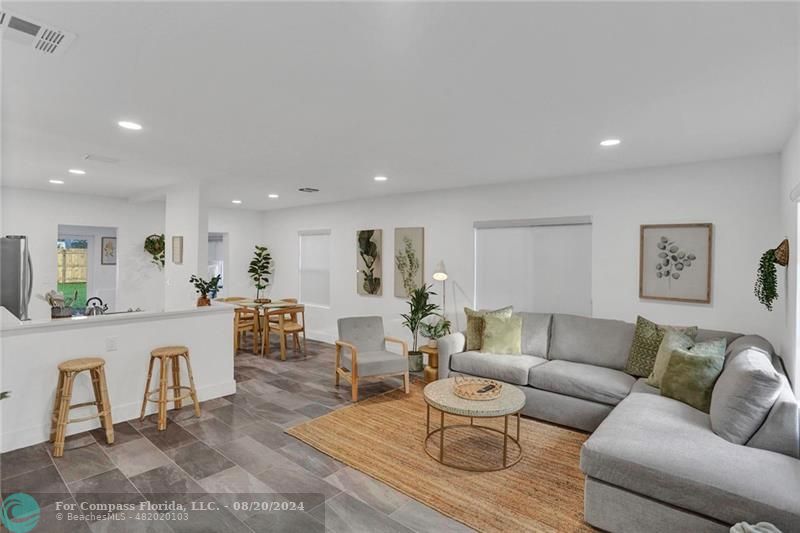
[394,227,424,297]
[357,229,382,296]
[639,224,712,304]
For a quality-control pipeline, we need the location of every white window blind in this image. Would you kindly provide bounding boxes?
[474,219,592,315]
[299,230,331,307]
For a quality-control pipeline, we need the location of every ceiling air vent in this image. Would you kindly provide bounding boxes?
[0,10,76,56]
[298,187,320,193]
[83,154,120,164]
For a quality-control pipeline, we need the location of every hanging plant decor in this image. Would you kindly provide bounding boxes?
[755,239,789,311]
[144,234,166,269]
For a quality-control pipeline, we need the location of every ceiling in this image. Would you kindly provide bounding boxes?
[2,2,798,210]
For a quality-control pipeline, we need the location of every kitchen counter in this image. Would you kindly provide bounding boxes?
[0,304,235,453]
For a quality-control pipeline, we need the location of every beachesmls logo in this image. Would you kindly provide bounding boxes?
[1,493,40,532]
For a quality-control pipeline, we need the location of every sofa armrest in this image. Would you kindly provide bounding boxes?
[437,331,466,379]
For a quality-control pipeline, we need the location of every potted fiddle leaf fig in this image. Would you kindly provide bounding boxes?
[248,245,273,302]
[190,274,221,307]
[400,284,439,371]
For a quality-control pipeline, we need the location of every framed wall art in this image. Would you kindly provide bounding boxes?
[639,223,712,304]
[357,229,382,296]
[394,227,424,297]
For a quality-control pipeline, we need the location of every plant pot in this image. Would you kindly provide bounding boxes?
[254,298,272,304]
[197,297,211,307]
[426,339,437,348]
[51,306,73,319]
[408,351,424,372]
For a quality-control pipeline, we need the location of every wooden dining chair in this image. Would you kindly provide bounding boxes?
[267,298,298,324]
[234,307,259,354]
[263,305,306,360]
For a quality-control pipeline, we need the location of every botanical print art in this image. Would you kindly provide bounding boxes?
[394,227,424,297]
[639,224,712,303]
[101,237,117,265]
[357,229,382,296]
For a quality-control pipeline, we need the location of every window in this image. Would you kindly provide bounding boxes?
[474,217,592,315]
[299,230,331,307]
[57,225,118,311]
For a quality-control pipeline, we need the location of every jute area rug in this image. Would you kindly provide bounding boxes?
[287,381,593,532]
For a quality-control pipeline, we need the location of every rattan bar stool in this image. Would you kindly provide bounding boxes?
[50,357,114,457]
[140,345,200,431]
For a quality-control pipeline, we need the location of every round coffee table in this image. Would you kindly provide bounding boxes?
[423,378,525,471]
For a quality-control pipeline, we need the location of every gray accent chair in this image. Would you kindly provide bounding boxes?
[335,316,409,402]
[437,312,800,531]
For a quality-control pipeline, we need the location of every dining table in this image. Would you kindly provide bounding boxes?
[229,299,303,355]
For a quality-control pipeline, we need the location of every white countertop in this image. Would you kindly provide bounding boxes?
[0,305,233,336]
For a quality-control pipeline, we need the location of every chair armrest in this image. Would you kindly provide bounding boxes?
[335,340,358,368]
[384,336,408,356]
[335,340,357,353]
[437,332,466,379]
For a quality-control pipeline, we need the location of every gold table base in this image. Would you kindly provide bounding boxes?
[424,403,523,472]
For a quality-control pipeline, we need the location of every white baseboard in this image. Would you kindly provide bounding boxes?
[0,381,237,453]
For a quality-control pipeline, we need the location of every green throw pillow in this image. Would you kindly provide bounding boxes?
[648,334,727,388]
[660,342,726,412]
[464,306,513,351]
[481,314,523,354]
[624,316,698,377]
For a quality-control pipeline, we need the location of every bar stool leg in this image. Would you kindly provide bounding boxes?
[90,368,104,429]
[140,356,156,421]
[171,356,183,410]
[182,354,201,417]
[50,371,65,442]
[157,357,169,431]
[96,367,114,444]
[53,372,75,458]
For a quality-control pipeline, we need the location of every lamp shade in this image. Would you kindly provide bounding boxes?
[432,260,448,281]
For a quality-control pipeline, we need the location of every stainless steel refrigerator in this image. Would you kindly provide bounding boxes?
[1,235,33,321]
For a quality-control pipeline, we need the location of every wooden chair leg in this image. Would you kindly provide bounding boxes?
[293,333,299,352]
[263,326,271,356]
[140,356,155,421]
[351,373,359,402]
[50,371,65,442]
[182,354,202,417]
[279,332,287,361]
[95,367,114,444]
[171,356,183,409]
[403,371,410,394]
[157,357,169,431]
[53,372,75,458]
[302,332,307,356]
[334,346,341,386]
[252,326,259,355]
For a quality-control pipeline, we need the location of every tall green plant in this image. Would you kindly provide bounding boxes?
[248,245,273,300]
[755,249,779,311]
[400,284,439,351]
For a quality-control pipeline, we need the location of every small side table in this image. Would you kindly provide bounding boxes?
[420,344,438,382]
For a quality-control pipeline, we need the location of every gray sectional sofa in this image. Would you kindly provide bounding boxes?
[438,313,800,532]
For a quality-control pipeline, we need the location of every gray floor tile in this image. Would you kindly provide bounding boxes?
[295,402,333,418]
[325,467,412,515]
[255,464,341,508]
[245,508,325,533]
[239,419,295,449]
[104,437,172,477]
[312,491,414,533]
[1,442,52,480]
[40,497,93,532]
[166,441,235,480]
[208,403,263,429]
[181,417,245,446]
[1,464,71,508]
[389,499,475,532]
[277,440,344,478]
[139,422,199,451]
[213,435,286,475]
[90,421,141,448]
[249,401,310,427]
[52,442,116,483]
[129,463,206,495]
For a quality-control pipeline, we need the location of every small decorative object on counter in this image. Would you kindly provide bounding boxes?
[401,284,439,372]
[190,274,222,307]
[45,289,77,319]
[144,234,165,269]
[755,239,789,311]
[248,245,273,302]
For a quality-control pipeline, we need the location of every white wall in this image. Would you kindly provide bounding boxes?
[164,185,208,310]
[263,155,785,350]
[1,188,165,319]
[208,207,266,299]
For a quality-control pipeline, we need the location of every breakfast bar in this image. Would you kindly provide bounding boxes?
[0,305,235,453]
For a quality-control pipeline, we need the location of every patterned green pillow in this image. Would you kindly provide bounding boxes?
[464,306,513,351]
[660,343,726,413]
[481,314,523,354]
[624,316,698,377]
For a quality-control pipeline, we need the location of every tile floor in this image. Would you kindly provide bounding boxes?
[0,338,473,533]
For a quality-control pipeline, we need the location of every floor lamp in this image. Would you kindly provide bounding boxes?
[432,261,448,318]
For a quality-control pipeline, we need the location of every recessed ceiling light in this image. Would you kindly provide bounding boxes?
[118,120,142,130]
[268,194,279,199]
[231,200,242,204]
[374,176,388,182]
[68,169,86,175]
[49,179,64,185]
[600,138,621,147]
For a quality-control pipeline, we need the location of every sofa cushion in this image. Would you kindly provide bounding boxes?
[549,314,635,370]
[710,349,783,445]
[340,350,408,377]
[464,306,513,351]
[481,314,522,354]
[450,351,546,385]
[747,373,800,458]
[696,327,741,346]
[624,315,698,378]
[660,345,725,413]
[580,393,800,530]
[630,378,659,395]
[647,328,696,387]
[528,360,635,406]
[517,312,552,358]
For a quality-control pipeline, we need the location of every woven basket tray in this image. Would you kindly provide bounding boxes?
[453,378,503,401]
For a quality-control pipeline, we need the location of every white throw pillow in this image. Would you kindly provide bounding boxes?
[710,349,782,445]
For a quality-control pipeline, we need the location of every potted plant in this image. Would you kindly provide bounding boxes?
[248,245,273,303]
[400,284,439,372]
[755,239,789,311]
[190,274,221,307]
[144,234,165,269]
[420,315,452,348]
